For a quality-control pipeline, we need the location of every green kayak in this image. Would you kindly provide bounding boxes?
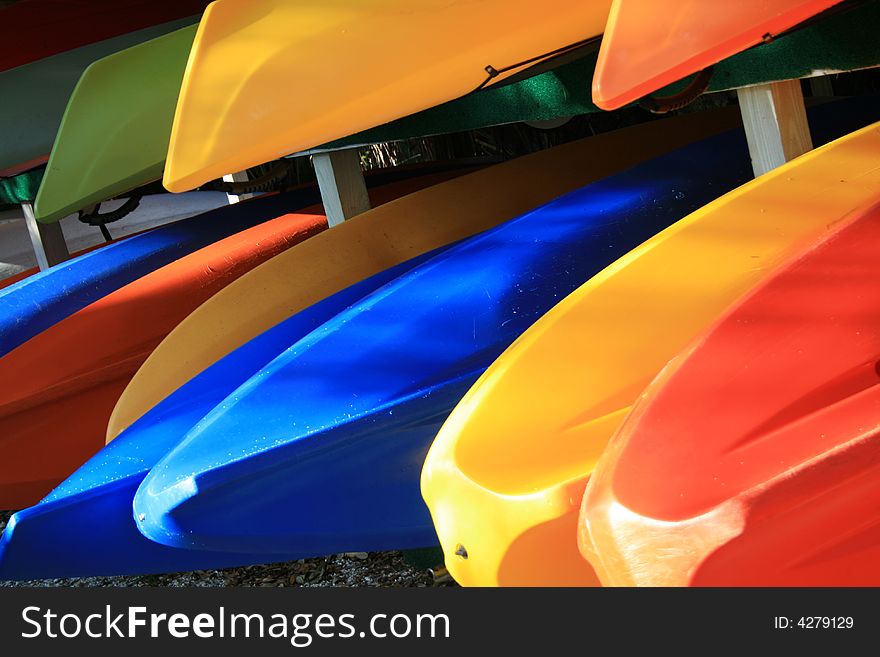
[0,16,198,181]
[35,26,196,224]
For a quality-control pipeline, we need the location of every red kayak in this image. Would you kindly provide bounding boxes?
[580,199,880,586]
[0,0,210,73]
[592,0,841,110]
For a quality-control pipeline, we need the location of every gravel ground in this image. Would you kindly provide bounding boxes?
[0,510,456,588]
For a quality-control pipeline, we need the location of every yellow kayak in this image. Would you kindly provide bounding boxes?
[108,109,740,441]
[162,0,611,192]
[421,117,880,587]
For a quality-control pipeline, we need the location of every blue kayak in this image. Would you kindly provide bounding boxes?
[0,194,302,359]
[132,99,880,557]
[0,250,449,580]
[132,138,759,555]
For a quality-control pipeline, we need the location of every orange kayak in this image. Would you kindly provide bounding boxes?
[580,199,880,586]
[592,0,841,110]
[0,170,462,509]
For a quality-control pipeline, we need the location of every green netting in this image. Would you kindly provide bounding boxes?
[328,0,880,148]
[0,166,42,205]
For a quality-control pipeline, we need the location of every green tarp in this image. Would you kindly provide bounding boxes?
[0,167,42,206]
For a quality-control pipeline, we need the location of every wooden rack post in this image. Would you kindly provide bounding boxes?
[737,79,813,178]
[223,170,252,205]
[22,202,68,270]
[312,148,371,227]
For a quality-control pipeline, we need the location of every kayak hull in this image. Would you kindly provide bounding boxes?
[0,248,452,580]
[34,26,197,223]
[163,0,611,191]
[421,100,880,587]
[133,126,755,556]
[109,110,744,442]
[0,170,463,508]
[580,200,880,586]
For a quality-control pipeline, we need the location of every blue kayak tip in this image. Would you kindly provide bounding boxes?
[133,475,198,546]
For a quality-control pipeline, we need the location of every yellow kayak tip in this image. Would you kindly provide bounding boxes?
[162,0,611,192]
[422,119,880,587]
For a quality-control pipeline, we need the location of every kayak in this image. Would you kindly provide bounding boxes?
[0,210,322,509]
[420,101,880,587]
[0,17,197,178]
[0,0,208,73]
[580,199,880,587]
[0,250,447,580]
[0,220,189,291]
[42,9,600,225]
[162,0,612,192]
[108,109,743,442]
[0,189,315,362]
[131,126,755,558]
[34,26,196,223]
[592,0,842,110]
[0,169,469,509]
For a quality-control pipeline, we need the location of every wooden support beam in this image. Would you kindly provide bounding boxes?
[22,202,69,271]
[737,79,813,178]
[222,170,252,205]
[312,148,371,227]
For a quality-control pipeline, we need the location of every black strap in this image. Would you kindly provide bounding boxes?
[474,35,603,93]
[207,162,289,195]
[639,67,714,114]
[78,195,142,242]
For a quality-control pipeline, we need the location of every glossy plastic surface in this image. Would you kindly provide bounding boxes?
[0,0,208,73]
[592,0,840,110]
[0,252,444,580]
[0,170,468,509]
[0,210,322,509]
[34,26,197,223]
[0,190,323,362]
[132,128,754,557]
[421,101,880,587]
[0,17,197,178]
[580,200,880,586]
[109,109,743,441]
[163,0,611,191]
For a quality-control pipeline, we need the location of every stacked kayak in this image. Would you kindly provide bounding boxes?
[162,0,612,191]
[33,25,198,223]
[109,110,740,442]
[0,111,747,579]
[132,125,753,557]
[3,0,879,591]
[0,250,452,579]
[0,168,465,509]
[0,192,314,509]
[422,104,880,586]
[579,198,880,587]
